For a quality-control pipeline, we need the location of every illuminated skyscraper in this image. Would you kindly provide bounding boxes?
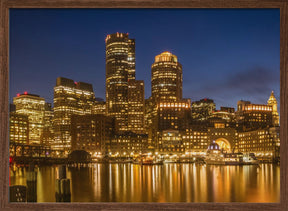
[151,51,182,103]
[105,32,136,132]
[267,91,279,126]
[53,77,95,153]
[13,93,45,145]
[128,80,145,134]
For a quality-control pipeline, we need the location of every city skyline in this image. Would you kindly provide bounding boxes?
[9,9,280,109]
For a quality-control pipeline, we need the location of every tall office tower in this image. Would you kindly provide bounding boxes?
[105,32,136,132]
[127,39,136,80]
[128,80,145,134]
[41,103,54,146]
[53,77,95,154]
[13,93,45,145]
[191,98,216,120]
[267,91,280,126]
[151,51,182,103]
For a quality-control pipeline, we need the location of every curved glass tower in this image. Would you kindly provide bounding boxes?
[151,51,182,103]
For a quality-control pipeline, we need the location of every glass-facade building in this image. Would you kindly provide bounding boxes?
[53,77,95,154]
[105,32,136,132]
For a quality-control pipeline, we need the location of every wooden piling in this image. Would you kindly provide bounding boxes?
[55,165,71,202]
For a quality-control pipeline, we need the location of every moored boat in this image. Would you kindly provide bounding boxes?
[205,140,259,165]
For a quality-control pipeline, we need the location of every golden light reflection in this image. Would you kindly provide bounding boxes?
[9,164,280,202]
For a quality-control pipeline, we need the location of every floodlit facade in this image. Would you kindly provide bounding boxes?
[151,51,182,103]
[105,32,135,132]
[13,93,45,145]
[53,77,95,153]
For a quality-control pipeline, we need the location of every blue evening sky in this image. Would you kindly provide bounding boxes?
[9,9,280,109]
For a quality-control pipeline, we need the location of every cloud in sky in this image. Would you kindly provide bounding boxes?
[186,67,280,107]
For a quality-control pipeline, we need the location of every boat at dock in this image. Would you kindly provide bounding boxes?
[205,141,259,165]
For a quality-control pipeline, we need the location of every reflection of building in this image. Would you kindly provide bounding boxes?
[105,33,135,132]
[71,114,114,155]
[9,112,29,145]
[13,93,45,145]
[191,98,215,120]
[128,80,145,134]
[151,51,182,103]
[53,77,95,153]
[267,91,279,126]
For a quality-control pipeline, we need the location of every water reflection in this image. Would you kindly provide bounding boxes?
[9,164,280,202]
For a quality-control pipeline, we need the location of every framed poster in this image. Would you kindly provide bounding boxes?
[1,0,287,210]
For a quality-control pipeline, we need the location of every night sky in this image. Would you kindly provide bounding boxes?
[9,9,280,110]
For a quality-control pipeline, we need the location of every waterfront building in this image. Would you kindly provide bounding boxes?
[267,91,280,126]
[191,98,216,121]
[13,93,45,145]
[53,77,95,153]
[157,130,184,154]
[236,100,273,131]
[71,114,114,156]
[208,123,237,153]
[182,125,208,155]
[110,132,148,156]
[238,126,280,161]
[151,51,182,103]
[9,112,29,145]
[128,80,145,134]
[105,32,135,132]
[154,100,191,153]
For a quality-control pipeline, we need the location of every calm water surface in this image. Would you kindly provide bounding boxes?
[9,163,280,202]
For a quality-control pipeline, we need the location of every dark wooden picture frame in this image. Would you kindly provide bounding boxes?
[1,0,287,210]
